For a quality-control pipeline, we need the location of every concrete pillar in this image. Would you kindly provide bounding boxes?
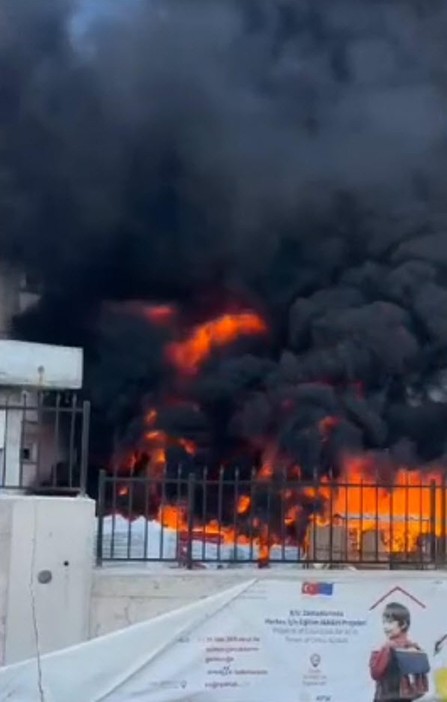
[0,494,95,665]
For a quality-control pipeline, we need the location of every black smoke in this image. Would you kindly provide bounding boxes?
[3,0,447,485]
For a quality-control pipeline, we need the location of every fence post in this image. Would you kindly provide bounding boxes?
[96,470,106,566]
[79,401,91,496]
[430,480,437,565]
[186,472,195,570]
[440,474,447,567]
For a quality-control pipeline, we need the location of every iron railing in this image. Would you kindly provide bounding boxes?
[0,391,90,494]
[96,470,447,569]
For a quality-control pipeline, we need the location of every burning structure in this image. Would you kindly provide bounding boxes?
[3,0,447,564]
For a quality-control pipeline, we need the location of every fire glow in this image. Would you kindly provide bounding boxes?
[111,305,446,566]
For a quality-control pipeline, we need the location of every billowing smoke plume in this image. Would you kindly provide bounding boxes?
[3,0,447,484]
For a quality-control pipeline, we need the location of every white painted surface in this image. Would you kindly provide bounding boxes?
[89,565,447,639]
[0,500,12,665]
[0,341,83,390]
[0,495,95,665]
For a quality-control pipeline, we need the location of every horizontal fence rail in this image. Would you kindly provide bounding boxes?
[96,470,447,569]
[0,391,90,494]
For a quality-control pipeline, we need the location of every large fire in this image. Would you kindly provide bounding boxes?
[115,411,446,566]
[111,306,447,567]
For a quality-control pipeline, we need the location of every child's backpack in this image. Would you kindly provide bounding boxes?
[389,648,430,700]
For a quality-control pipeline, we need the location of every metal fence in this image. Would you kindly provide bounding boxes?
[96,470,447,569]
[0,391,90,494]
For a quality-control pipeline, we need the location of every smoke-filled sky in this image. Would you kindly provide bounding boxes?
[3,0,447,473]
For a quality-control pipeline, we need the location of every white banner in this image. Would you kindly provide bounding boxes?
[2,575,447,701]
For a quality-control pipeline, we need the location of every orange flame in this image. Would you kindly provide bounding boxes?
[143,423,197,472]
[307,455,445,556]
[166,312,267,374]
[117,408,198,483]
[237,495,251,515]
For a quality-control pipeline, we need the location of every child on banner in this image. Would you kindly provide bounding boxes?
[369,602,430,702]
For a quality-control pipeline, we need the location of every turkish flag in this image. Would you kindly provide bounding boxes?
[302,582,318,595]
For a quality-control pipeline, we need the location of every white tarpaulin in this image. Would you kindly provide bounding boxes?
[2,576,447,701]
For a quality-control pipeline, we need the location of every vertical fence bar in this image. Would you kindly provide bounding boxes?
[418,483,423,568]
[174,465,182,561]
[375,481,379,563]
[389,485,394,570]
[0,396,6,487]
[52,393,61,487]
[126,477,134,559]
[96,470,106,566]
[441,475,447,565]
[265,480,272,567]
[328,481,334,564]
[280,468,286,562]
[232,468,239,562]
[18,392,27,488]
[110,467,117,559]
[311,480,317,564]
[295,483,302,566]
[67,394,77,488]
[249,467,255,562]
[79,401,90,495]
[158,471,165,560]
[186,472,195,569]
[404,474,409,560]
[35,392,43,487]
[430,480,437,564]
[344,483,349,565]
[217,467,224,563]
[202,467,208,563]
[359,479,364,563]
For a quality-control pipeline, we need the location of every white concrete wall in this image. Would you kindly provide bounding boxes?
[2,492,447,665]
[90,568,254,638]
[89,566,447,639]
[0,499,13,665]
[0,494,95,665]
